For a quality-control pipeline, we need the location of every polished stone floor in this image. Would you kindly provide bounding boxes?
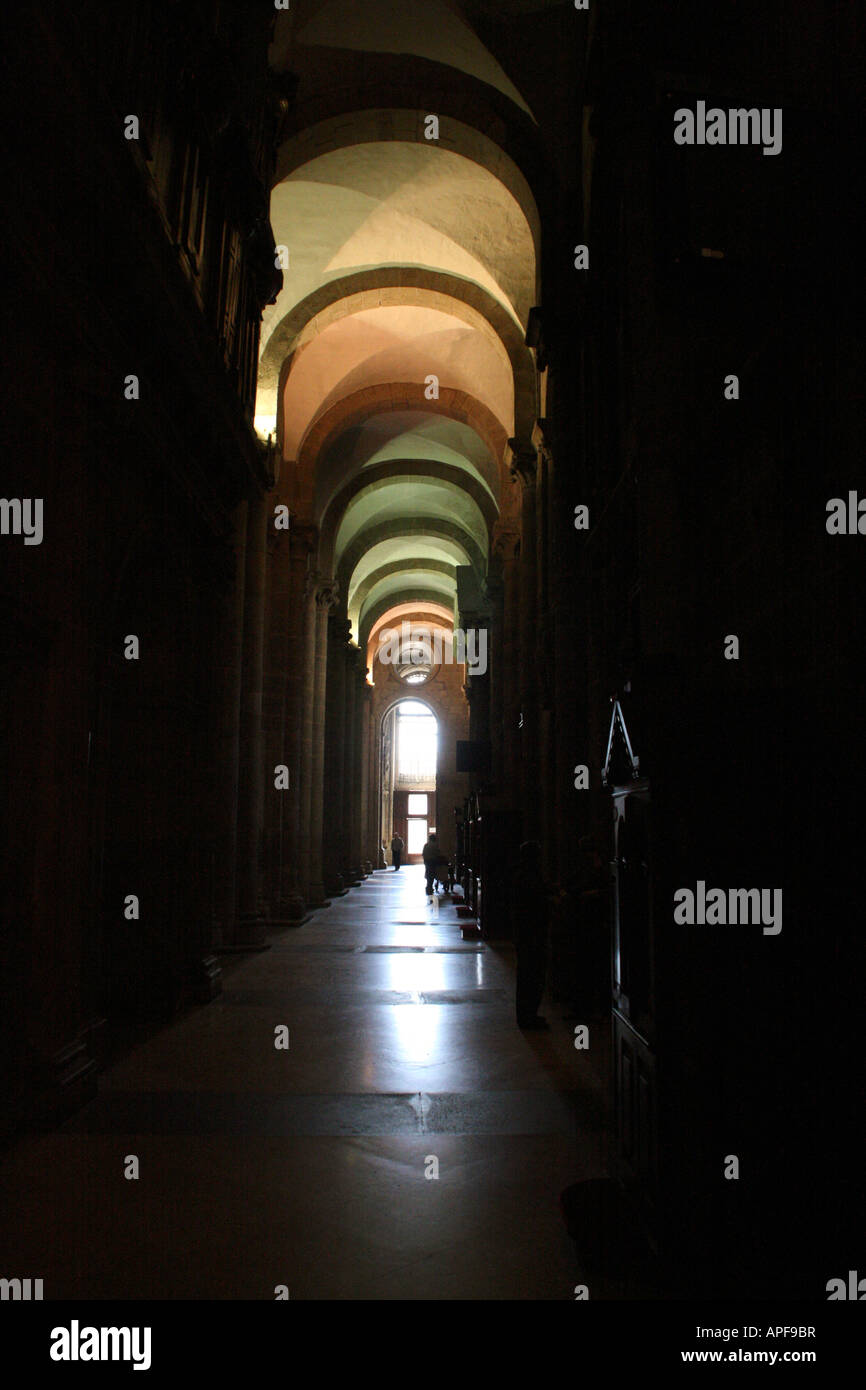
[0,867,617,1300]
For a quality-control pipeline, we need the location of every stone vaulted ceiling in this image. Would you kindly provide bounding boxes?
[258,0,540,652]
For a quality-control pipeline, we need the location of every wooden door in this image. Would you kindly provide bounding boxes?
[392,790,408,861]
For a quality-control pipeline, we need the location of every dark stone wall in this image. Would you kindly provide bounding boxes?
[1,1,278,1134]
[528,0,865,1293]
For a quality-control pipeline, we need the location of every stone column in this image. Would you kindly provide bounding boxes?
[533,420,555,879]
[498,532,521,810]
[280,524,316,917]
[338,644,353,881]
[371,690,385,868]
[349,651,368,879]
[343,646,360,884]
[510,440,539,838]
[262,512,284,919]
[298,570,318,900]
[462,612,491,755]
[324,613,350,892]
[359,676,374,871]
[535,422,551,621]
[212,501,247,946]
[485,565,505,789]
[307,580,338,905]
[380,705,396,855]
[541,365,586,901]
[234,485,268,945]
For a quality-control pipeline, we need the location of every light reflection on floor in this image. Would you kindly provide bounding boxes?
[0,862,611,1299]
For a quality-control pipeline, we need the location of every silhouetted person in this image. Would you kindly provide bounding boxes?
[390,834,404,870]
[514,840,549,1029]
[422,832,440,895]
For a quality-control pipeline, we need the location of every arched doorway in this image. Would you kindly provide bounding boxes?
[381,698,438,863]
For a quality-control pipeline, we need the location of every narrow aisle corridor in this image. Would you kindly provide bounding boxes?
[2,3,859,1326]
[0,869,608,1300]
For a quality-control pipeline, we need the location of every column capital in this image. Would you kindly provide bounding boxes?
[526,305,547,368]
[266,439,281,485]
[506,436,538,487]
[531,417,553,466]
[316,581,340,611]
[347,644,368,679]
[459,607,489,631]
[329,614,352,645]
[305,569,340,610]
[491,523,520,562]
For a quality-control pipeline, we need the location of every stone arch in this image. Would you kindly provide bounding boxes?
[260,270,536,451]
[361,589,460,654]
[319,458,498,571]
[378,691,440,728]
[271,111,541,277]
[355,569,459,644]
[368,601,454,652]
[351,560,456,613]
[337,519,485,610]
[315,419,502,527]
[295,385,509,518]
[272,0,539,127]
[262,129,540,380]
